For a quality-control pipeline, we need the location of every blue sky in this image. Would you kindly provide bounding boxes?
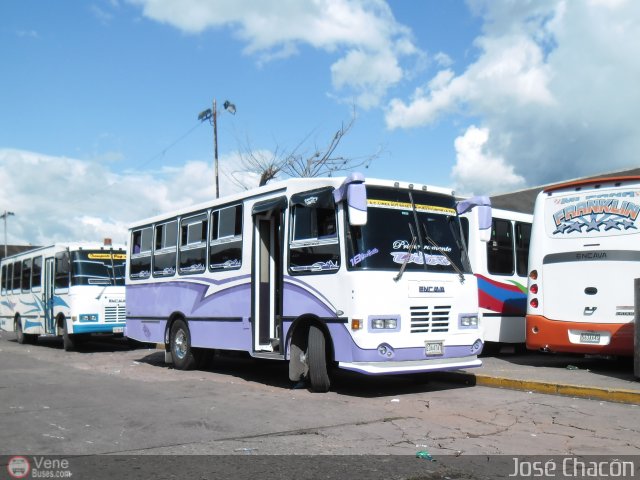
[1,0,639,245]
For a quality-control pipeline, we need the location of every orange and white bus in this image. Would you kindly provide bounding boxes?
[526,176,640,355]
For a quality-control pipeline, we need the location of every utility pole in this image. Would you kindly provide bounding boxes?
[198,99,236,200]
[1,210,15,259]
[213,99,219,199]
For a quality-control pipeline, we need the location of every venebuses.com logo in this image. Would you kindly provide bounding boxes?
[7,456,30,479]
[6,456,73,478]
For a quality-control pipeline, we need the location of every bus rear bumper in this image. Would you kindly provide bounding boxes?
[338,356,482,375]
[525,315,634,356]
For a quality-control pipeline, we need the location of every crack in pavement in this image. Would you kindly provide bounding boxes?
[95,416,417,455]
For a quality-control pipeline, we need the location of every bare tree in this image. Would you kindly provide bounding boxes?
[230,108,380,189]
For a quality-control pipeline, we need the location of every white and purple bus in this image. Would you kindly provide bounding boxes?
[125,174,491,391]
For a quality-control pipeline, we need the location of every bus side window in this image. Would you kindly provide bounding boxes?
[54,252,70,291]
[289,204,340,274]
[487,218,514,275]
[32,256,43,292]
[1,264,6,296]
[515,222,532,277]
[6,263,13,295]
[12,261,22,294]
[130,227,152,280]
[179,213,207,275]
[459,217,469,248]
[21,258,32,293]
[153,220,178,277]
[210,205,243,271]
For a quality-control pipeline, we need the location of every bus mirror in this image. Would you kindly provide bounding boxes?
[456,196,491,242]
[56,253,70,274]
[347,183,367,226]
[477,205,492,242]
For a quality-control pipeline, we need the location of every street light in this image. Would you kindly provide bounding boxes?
[198,99,237,199]
[1,210,15,259]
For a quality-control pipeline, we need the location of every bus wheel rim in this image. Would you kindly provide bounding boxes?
[174,330,187,360]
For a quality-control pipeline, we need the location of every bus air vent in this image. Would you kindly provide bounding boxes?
[410,305,450,333]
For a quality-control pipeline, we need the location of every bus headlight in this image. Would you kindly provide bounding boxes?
[79,314,99,322]
[459,315,478,328]
[370,316,399,331]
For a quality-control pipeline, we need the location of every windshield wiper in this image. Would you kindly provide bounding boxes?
[447,216,472,272]
[394,222,417,282]
[421,222,466,284]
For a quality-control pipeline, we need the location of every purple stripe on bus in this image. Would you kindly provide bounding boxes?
[282,282,336,318]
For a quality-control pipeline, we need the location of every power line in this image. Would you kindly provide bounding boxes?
[88,121,205,198]
[132,121,203,171]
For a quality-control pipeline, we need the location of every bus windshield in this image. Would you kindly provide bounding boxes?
[346,187,470,274]
[71,250,126,286]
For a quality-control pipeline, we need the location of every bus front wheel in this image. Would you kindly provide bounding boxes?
[307,325,330,393]
[62,318,76,352]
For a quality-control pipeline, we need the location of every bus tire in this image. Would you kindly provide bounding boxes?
[170,319,197,370]
[62,318,76,352]
[15,317,27,345]
[307,325,330,392]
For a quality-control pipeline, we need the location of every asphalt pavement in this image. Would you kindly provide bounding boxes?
[438,347,640,405]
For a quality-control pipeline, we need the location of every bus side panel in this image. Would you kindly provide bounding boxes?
[0,296,16,332]
[126,278,252,349]
[477,274,527,315]
[477,274,527,343]
[21,292,46,334]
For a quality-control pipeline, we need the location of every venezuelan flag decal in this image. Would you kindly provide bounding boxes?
[476,274,527,316]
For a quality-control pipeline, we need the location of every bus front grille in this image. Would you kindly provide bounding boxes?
[410,306,450,333]
[104,305,126,322]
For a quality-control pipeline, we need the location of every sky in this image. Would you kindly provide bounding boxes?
[1,0,639,246]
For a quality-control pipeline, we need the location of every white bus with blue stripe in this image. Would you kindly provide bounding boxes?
[0,242,126,351]
[126,174,492,392]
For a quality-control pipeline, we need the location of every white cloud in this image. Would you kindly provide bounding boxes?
[128,0,420,108]
[0,149,256,246]
[451,126,525,196]
[386,0,640,189]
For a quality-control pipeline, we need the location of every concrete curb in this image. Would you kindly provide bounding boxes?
[434,371,640,405]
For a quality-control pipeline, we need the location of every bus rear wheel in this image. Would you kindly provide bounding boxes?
[170,319,199,370]
[15,318,26,345]
[307,325,330,393]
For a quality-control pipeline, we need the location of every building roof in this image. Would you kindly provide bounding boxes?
[490,167,640,214]
[0,245,40,261]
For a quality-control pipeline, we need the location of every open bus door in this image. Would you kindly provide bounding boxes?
[252,197,286,355]
[43,257,56,334]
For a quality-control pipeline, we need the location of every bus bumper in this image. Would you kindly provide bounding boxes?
[338,356,482,375]
[525,315,634,356]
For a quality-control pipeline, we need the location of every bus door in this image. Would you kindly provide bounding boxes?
[43,257,56,334]
[252,197,286,353]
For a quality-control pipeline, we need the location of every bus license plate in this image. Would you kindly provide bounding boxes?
[579,332,600,344]
[425,341,443,356]
[113,327,124,334]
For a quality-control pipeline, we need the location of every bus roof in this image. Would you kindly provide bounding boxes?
[542,175,640,194]
[0,242,126,263]
[128,175,457,230]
